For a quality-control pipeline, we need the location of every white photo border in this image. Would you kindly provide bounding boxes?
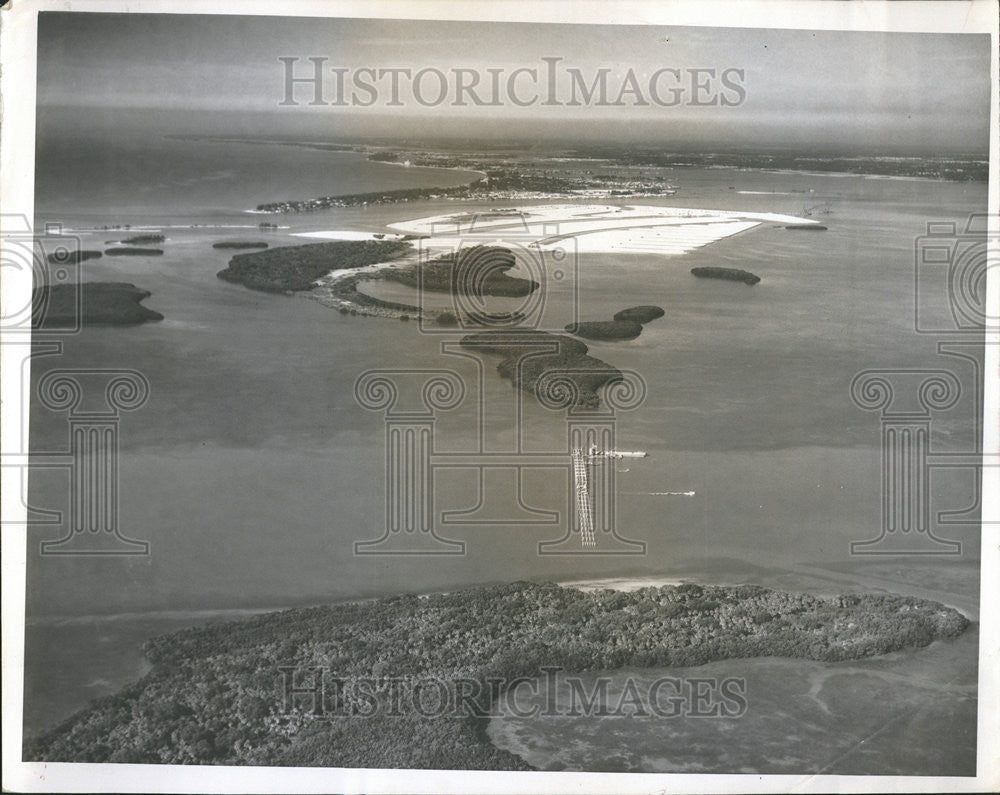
[2,1,997,792]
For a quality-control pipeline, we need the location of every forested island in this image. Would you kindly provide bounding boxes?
[32,282,163,327]
[565,320,643,340]
[219,239,542,322]
[213,241,270,249]
[565,305,665,341]
[462,329,624,409]
[46,250,102,265]
[565,305,664,340]
[613,306,665,323]
[377,245,538,298]
[217,240,412,293]
[691,267,761,285]
[120,234,166,245]
[25,581,969,768]
[104,247,164,257]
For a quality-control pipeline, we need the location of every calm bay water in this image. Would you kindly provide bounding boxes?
[34,107,482,217]
[23,127,984,756]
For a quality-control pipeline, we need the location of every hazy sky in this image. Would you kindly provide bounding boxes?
[36,13,991,153]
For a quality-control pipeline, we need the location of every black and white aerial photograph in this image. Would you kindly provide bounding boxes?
[1,1,997,792]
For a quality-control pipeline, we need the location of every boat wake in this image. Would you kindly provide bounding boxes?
[624,490,697,496]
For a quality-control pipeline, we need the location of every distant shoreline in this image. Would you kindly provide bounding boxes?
[246,142,986,213]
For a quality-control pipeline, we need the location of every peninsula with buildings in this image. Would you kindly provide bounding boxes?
[237,139,987,214]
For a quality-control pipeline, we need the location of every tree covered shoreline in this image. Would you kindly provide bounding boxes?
[25,581,969,769]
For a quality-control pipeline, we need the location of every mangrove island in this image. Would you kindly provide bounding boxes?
[24,581,969,769]
[691,267,761,285]
[217,239,412,293]
[32,282,164,327]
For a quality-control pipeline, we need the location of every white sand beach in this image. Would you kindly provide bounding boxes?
[290,230,408,241]
[378,203,820,256]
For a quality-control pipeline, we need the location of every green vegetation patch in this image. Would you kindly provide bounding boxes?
[24,582,968,768]
[461,329,617,408]
[104,247,164,257]
[46,250,102,265]
[460,329,589,358]
[497,352,622,408]
[213,241,270,250]
[331,274,419,314]
[565,306,665,342]
[565,320,644,341]
[691,267,761,285]
[32,282,163,327]
[382,246,538,298]
[613,305,665,323]
[217,240,412,293]
[120,234,166,244]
